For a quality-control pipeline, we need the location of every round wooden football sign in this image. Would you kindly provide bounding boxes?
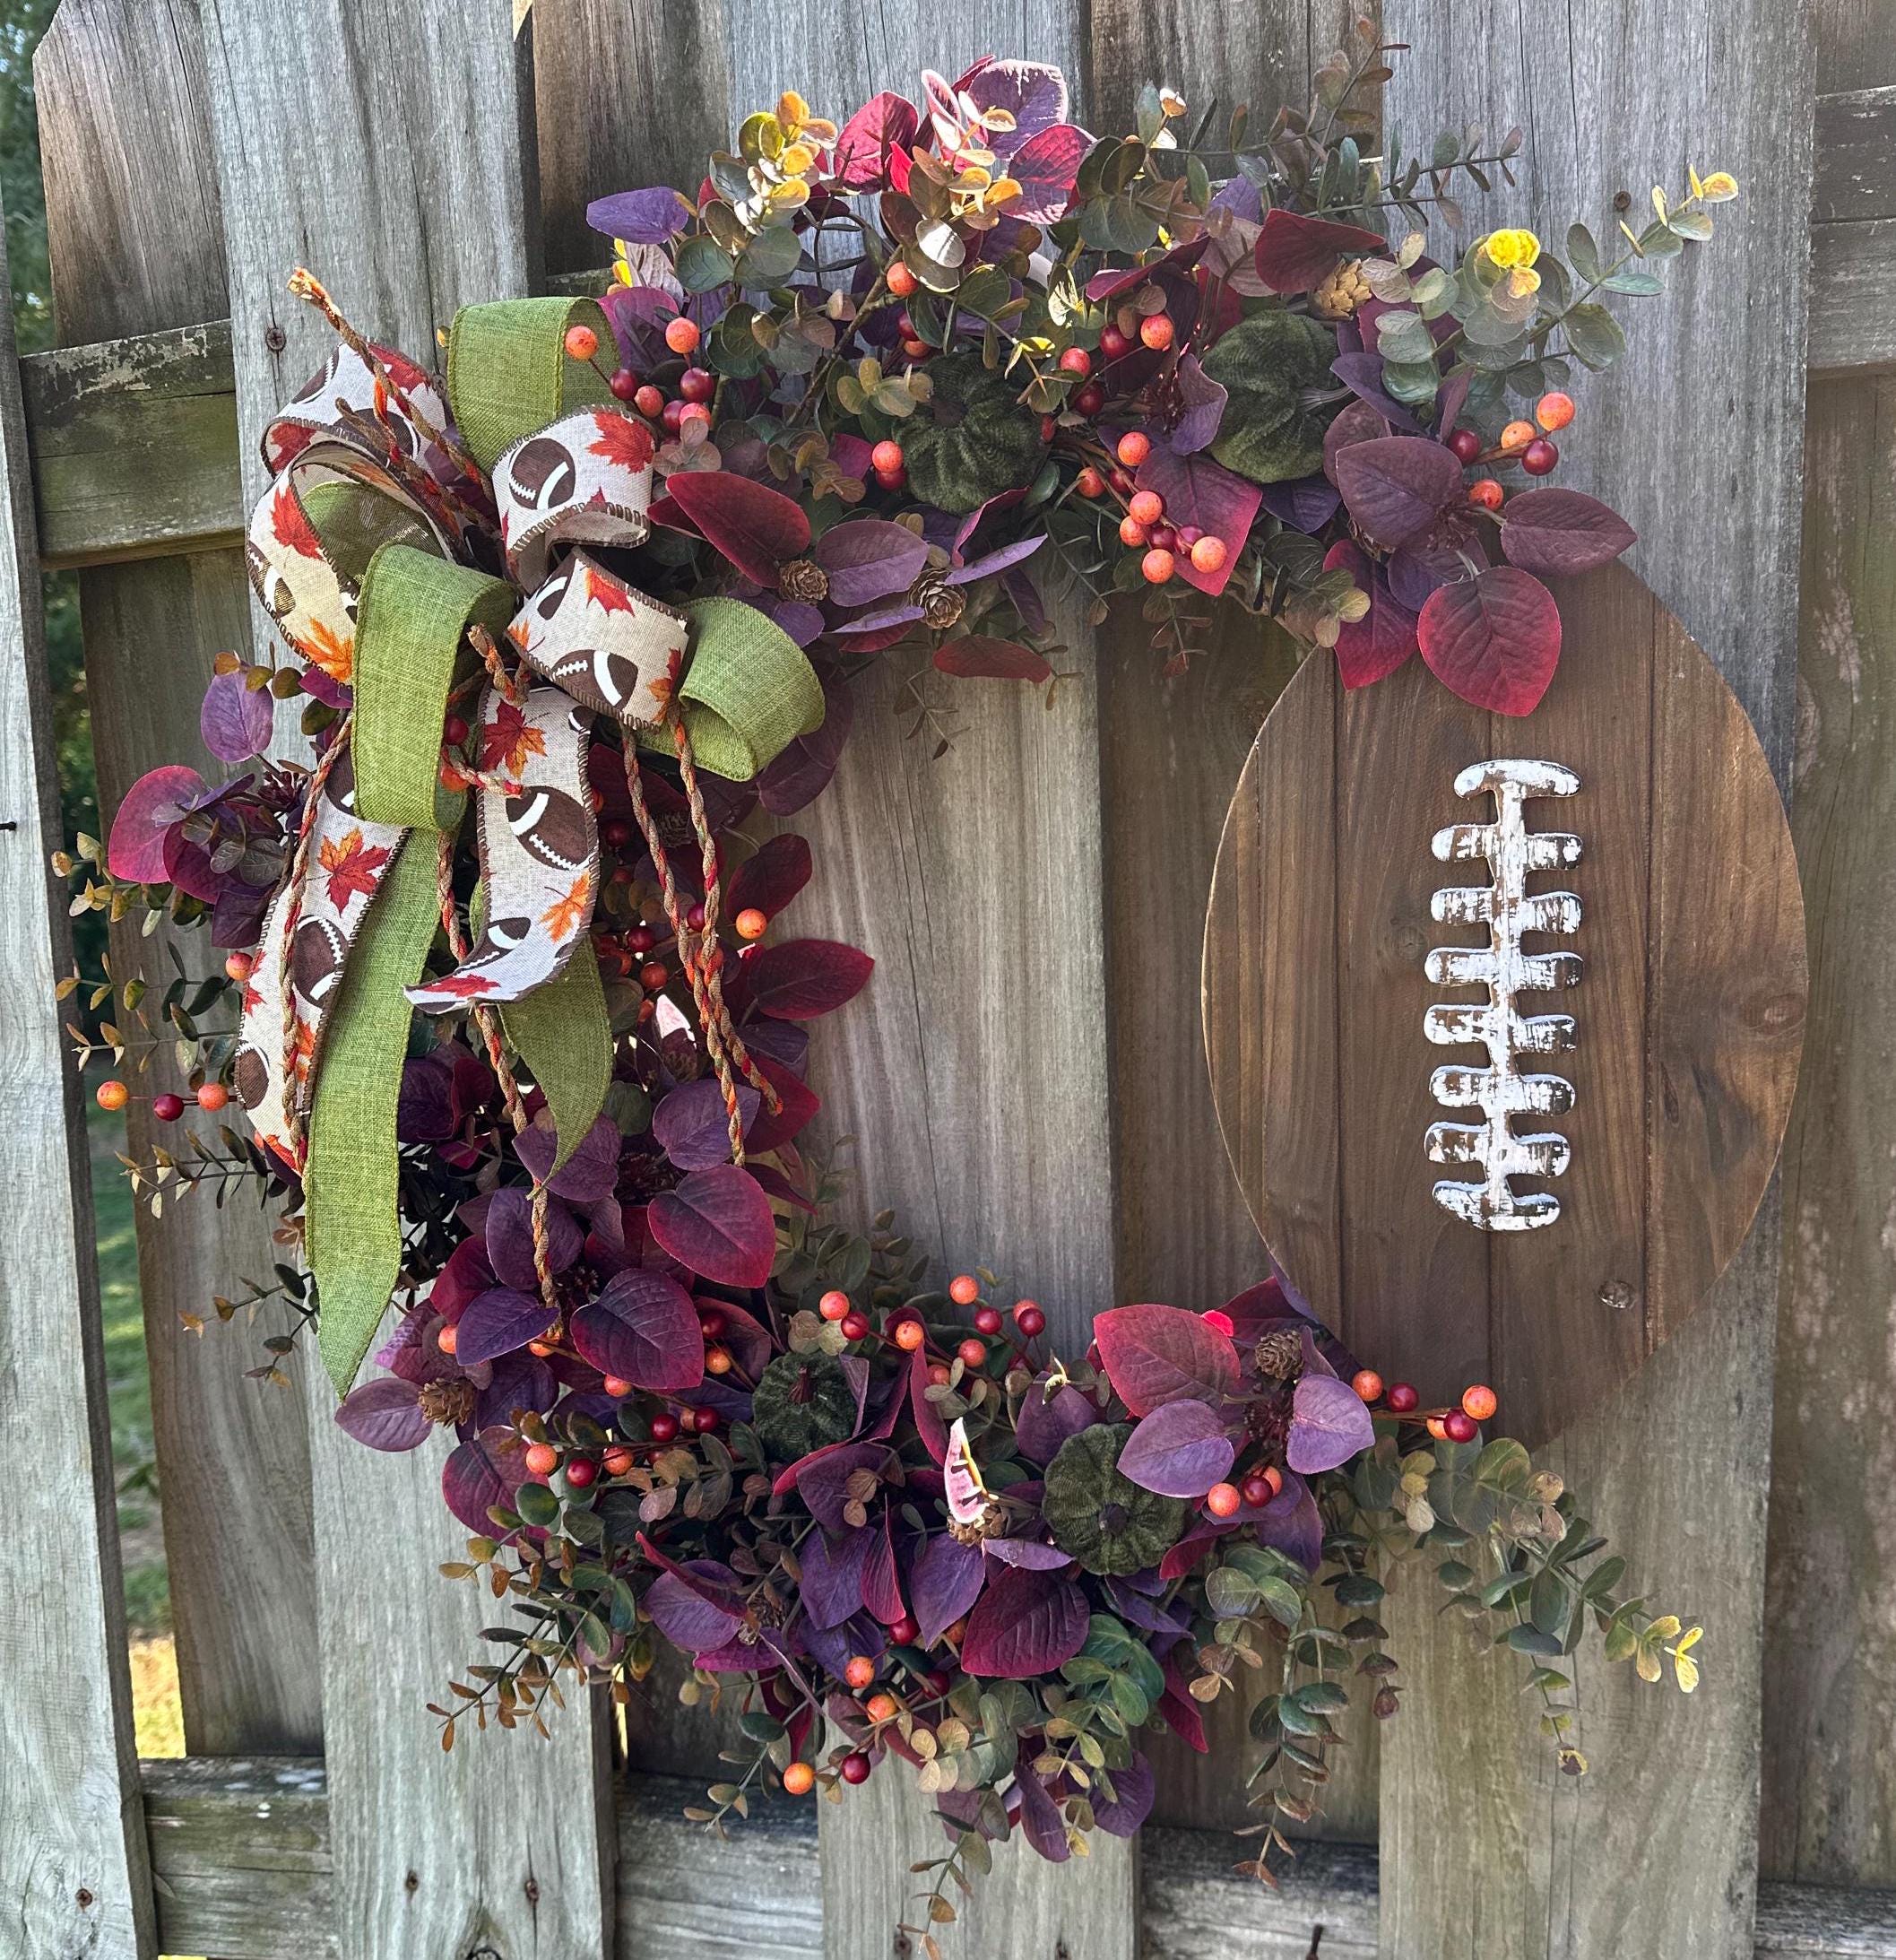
[1202,563,1806,1444]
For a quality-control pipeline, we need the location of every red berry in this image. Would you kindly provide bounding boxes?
[1467,478,1504,511]
[927,1362,951,1386]
[1014,1302,1046,1339]
[1074,383,1105,417]
[1241,1472,1277,1508]
[1203,1310,1235,1336]
[1148,523,1177,552]
[95,1080,129,1113]
[1205,1481,1242,1519]
[563,323,599,361]
[974,1305,1002,1337]
[1116,430,1152,467]
[894,1318,926,1352]
[888,1615,919,1645]
[664,316,700,355]
[649,1413,680,1444]
[1189,535,1227,575]
[626,925,656,954]
[152,1092,186,1122]
[844,1654,875,1689]
[690,1407,720,1434]
[1521,438,1559,476]
[886,260,919,298]
[1443,1409,1477,1444]
[1461,1383,1498,1422]
[1138,314,1175,351]
[735,906,768,941]
[1075,466,1105,499]
[1108,466,1135,495]
[1142,548,1176,584]
[634,384,665,420]
[679,366,715,403]
[840,1750,872,1785]
[819,1289,852,1322]
[1385,1383,1420,1414]
[224,951,255,984]
[957,1337,987,1369]
[679,403,712,435]
[1040,414,1058,442]
[841,1313,870,1341]
[685,899,706,932]
[443,713,470,746]
[1099,325,1131,360]
[1536,391,1575,432]
[1058,347,1093,378]
[1127,490,1164,525]
[783,1760,816,1795]
[524,1442,558,1477]
[639,961,669,991]
[697,1307,725,1336]
[565,1457,599,1489]
[195,1081,229,1114]
[662,398,687,435]
[602,818,633,848]
[1119,515,1149,549]
[1448,427,1483,464]
[870,439,905,473]
[1352,1368,1385,1404]
[874,464,907,491]
[610,367,638,401]
[1176,524,1203,548]
[948,1274,980,1306]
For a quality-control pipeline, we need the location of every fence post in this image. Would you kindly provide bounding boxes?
[196,2,614,1952]
[35,0,325,1758]
[0,188,155,1960]
[1376,4,1814,1955]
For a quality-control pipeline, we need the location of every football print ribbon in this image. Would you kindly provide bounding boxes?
[232,280,822,1391]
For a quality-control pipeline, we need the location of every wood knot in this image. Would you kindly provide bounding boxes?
[1598,1279,1637,1313]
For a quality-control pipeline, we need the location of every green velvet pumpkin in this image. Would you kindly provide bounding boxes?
[1042,1424,1188,1576]
[749,1352,858,1461]
[902,353,1049,514]
[1199,310,1341,485]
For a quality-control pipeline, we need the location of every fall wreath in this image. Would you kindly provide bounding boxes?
[65,26,1731,1943]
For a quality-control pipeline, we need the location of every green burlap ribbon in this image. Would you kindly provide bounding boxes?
[446,296,613,473]
[636,597,826,779]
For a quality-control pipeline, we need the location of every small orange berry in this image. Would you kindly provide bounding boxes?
[1425,1415,1450,1441]
[927,1362,951,1386]
[1467,478,1504,511]
[1535,391,1575,432]
[844,1654,876,1690]
[1352,1368,1385,1404]
[1115,430,1152,467]
[224,951,255,984]
[1138,313,1175,351]
[1118,515,1149,548]
[664,316,700,355]
[783,1760,817,1795]
[1142,548,1176,584]
[820,1289,852,1322]
[1261,1464,1284,1500]
[528,1340,555,1357]
[1075,465,1106,499]
[1501,419,1537,452]
[866,1692,898,1722]
[885,260,919,299]
[1205,1481,1242,1519]
[195,1081,230,1114]
[735,906,768,941]
[705,1344,732,1375]
[563,322,599,361]
[957,1337,987,1369]
[524,1442,559,1477]
[948,1274,980,1306]
[870,438,905,474]
[437,1323,459,1355]
[1127,489,1164,526]
[602,1375,632,1399]
[1188,534,1227,575]
[894,1318,926,1352]
[95,1079,130,1113]
[1461,1383,1498,1422]
[603,1445,636,1477]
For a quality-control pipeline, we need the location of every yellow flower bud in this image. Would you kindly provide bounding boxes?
[1481,226,1542,271]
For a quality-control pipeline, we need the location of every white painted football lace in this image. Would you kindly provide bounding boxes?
[1423,759,1582,1231]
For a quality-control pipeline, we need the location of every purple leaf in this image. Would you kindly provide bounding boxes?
[1385,542,1459,613]
[200,669,275,763]
[486,1188,581,1290]
[793,1442,886,1534]
[646,1560,745,1651]
[1498,488,1638,576]
[1118,1399,1237,1498]
[757,670,854,815]
[1325,540,1417,689]
[455,1287,558,1367]
[515,1113,622,1201]
[646,1164,777,1288]
[442,1427,525,1534]
[1015,1381,1098,1464]
[1254,208,1386,293]
[1008,122,1088,222]
[1092,1752,1155,1837]
[585,186,693,243]
[1015,1754,1070,1862]
[1258,474,1341,533]
[830,91,920,190]
[959,1564,1089,1678]
[1333,436,1461,548]
[333,1376,428,1452]
[908,1533,987,1646]
[1094,1304,1240,1416]
[948,534,1045,583]
[570,1269,704,1391]
[947,57,1069,157]
[982,1537,1073,1570]
[1418,566,1562,715]
[1329,351,1426,435]
[801,1528,870,1630]
[813,518,930,606]
[476,1350,558,1428]
[1286,1374,1376,1475]
[652,1076,761,1169]
[107,765,208,883]
[1170,355,1227,454]
[728,833,812,921]
[862,1516,905,1624]
[1254,1471,1323,1570]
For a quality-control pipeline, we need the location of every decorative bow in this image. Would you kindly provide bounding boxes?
[234,275,823,1391]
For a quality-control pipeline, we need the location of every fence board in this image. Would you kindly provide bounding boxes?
[34,0,325,1760]
[1377,3,1814,1956]
[0,188,154,1959]
[197,2,612,1953]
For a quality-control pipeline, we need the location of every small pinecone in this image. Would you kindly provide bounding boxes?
[908,568,966,630]
[1312,258,1372,321]
[417,1378,477,1428]
[778,556,830,603]
[1253,1327,1304,1380]
[949,1501,1006,1546]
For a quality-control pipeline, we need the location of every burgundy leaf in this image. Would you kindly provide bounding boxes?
[909,1347,948,1463]
[486,1188,582,1290]
[455,1287,558,1367]
[1322,396,1391,484]
[1158,1652,1209,1752]
[1170,354,1228,454]
[932,637,1052,682]
[757,670,854,815]
[1418,567,1562,715]
[830,91,921,189]
[1255,209,1386,293]
[514,1113,622,1201]
[570,1269,704,1390]
[862,1516,906,1624]
[1117,1399,1237,1498]
[646,1560,745,1651]
[652,1075,761,1169]
[801,1526,870,1630]
[733,938,874,1019]
[585,186,693,243]
[1499,488,1638,577]
[1286,1373,1375,1475]
[108,765,208,883]
[658,471,811,586]
[646,1164,777,1287]
[1325,540,1417,689]
[442,1427,526,1534]
[200,669,275,763]
[1133,447,1260,598]
[1332,436,1462,549]
[1015,1754,1070,1862]
[907,1532,986,1646]
[1094,1304,1241,1415]
[814,518,931,606]
[333,1376,428,1452]
[728,833,812,921]
[958,1564,1089,1678]
[1092,1752,1156,1837]
[1009,121,1088,222]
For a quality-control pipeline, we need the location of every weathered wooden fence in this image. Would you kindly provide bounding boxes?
[2,0,1894,1954]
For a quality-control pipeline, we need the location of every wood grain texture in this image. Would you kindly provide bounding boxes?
[134,1757,1896,1960]
[1370,4,1814,1956]
[0,186,155,1960]
[199,2,612,1953]
[35,0,325,1760]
